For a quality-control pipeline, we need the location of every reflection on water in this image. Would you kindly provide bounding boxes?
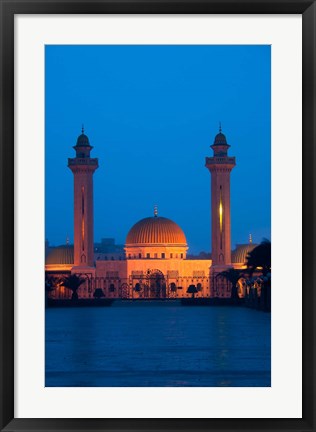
[45,301,270,387]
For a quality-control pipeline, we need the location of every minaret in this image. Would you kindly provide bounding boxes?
[68,127,98,267]
[205,125,236,267]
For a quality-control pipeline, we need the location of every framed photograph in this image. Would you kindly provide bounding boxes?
[0,1,314,431]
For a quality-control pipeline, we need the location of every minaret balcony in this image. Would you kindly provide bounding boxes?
[205,156,236,165]
[68,157,99,167]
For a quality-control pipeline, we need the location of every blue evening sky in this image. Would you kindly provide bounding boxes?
[45,45,271,254]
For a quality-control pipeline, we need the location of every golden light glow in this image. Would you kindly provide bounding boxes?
[219,188,223,250]
[81,186,85,250]
[219,202,223,231]
[82,218,85,250]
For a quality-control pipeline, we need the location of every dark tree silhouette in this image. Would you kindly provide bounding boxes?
[61,274,85,300]
[45,275,59,304]
[45,275,58,293]
[246,239,271,276]
[216,268,243,299]
[187,284,198,298]
[93,288,105,299]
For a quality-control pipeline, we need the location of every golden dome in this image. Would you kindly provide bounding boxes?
[46,245,74,265]
[231,243,257,264]
[126,216,187,246]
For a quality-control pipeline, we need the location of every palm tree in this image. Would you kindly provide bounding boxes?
[61,274,85,300]
[187,284,198,298]
[216,268,243,299]
[246,238,271,276]
[45,275,57,293]
[45,275,59,304]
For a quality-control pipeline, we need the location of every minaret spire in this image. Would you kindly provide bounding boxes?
[154,205,158,217]
[68,130,98,267]
[205,127,236,267]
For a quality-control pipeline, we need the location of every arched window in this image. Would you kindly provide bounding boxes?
[134,283,141,292]
[170,282,177,292]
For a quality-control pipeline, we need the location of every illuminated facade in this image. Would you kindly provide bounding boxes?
[95,213,211,299]
[46,127,248,300]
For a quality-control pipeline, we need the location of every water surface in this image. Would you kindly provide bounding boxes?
[45,301,270,387]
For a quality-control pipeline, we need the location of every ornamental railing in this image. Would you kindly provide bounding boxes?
[205,156,235,165]
[68,158,98,166]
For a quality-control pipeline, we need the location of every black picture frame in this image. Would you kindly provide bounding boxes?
[0,1,315,431]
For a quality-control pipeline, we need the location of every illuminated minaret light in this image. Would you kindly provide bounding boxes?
[205,124,236,267]
[68,127,98,267]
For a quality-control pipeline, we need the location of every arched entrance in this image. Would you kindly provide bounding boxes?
[120,283,130,299]
[146,269,166,298]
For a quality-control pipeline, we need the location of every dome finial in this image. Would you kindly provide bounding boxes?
[249,233,253,244]
[154,205,158,217]
[82,124,84,134]
[219,121,222,133]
